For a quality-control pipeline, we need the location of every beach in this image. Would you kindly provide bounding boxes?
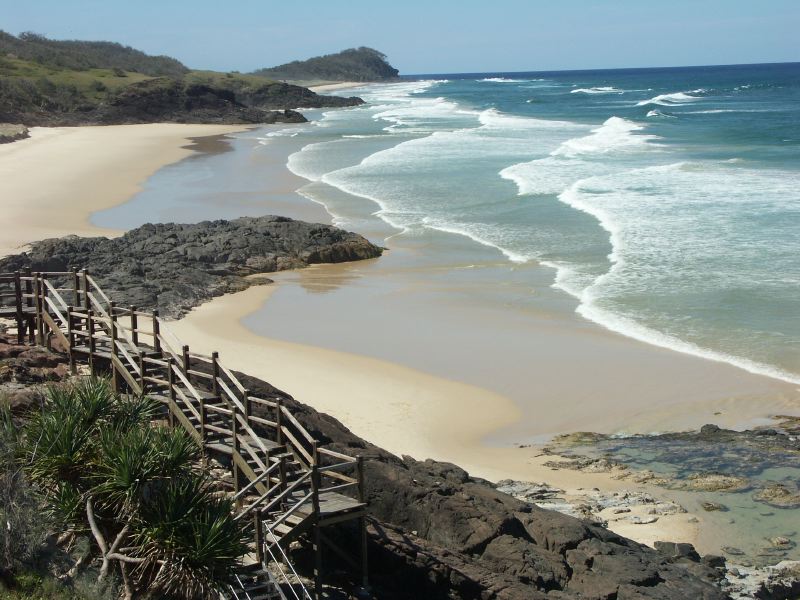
[0,123,250,257]
[2,106,798,558]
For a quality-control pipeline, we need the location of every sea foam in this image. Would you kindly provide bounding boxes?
[636,89,707,106]
[570,86,624,94]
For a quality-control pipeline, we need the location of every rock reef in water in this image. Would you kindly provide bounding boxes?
[0,216,383,318]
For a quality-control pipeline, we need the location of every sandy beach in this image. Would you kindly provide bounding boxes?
[308,81,366,93]
[168,283,702,550]
[0,123,250,257]
[3,117,797,557]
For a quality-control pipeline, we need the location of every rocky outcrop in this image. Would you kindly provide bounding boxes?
[0,331,731,599]
[0,216,382,318]
[224,81,364,110]
[9,79,308,127]
[234,371,730,599]
[254,47,399,82]
[0,123,28,144]
[0,332,69,413]
[94,79,307,125]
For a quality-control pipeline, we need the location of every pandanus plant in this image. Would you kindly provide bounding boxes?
[23,378,248,599]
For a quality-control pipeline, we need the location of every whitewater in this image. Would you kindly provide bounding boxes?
[284,64,800,386]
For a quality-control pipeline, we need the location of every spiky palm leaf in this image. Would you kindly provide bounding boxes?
[108,393,161,432]
[25,410,96,488]
[133,476,248,598]
[90,425,199,515]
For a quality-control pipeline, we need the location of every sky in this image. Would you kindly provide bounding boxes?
[1,0,798,74]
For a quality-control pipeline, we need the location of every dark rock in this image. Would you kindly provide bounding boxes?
[701,501,728,512]
[0,216,383,318]
[701,554,727,569]
[654,541,701,562]
[234,372,729,599]
[0,123,29,144]
[7,78,312,126]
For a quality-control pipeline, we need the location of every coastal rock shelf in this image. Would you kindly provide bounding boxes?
[0,216,383,318]
[0,327,731,600]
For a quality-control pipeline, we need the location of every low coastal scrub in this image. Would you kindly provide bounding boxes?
[1,378,248,600]
[0,31,365,126]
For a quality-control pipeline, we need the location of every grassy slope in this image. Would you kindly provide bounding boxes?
[0,57,282,106]
[0,55,153,101]
[184,69,276,88]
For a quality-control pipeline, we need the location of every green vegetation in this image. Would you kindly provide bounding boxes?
[184,69,276,89]
[1,379,247,599]
[254,46,399,82]
[0,31,363,126]
[0,31,187,78]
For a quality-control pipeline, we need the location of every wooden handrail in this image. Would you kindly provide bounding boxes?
[266,489,314,532]
[233,461,280,502]
[280,406,316,446]
[0,271,366,570]
[84,274,112,306]
[317,447,358,462]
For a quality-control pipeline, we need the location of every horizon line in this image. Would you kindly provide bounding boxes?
[402,60,800,79]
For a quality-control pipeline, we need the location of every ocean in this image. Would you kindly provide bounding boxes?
[94,62,800,389]
[285,63,800,386]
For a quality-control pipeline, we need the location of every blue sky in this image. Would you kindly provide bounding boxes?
[2,0,797,74]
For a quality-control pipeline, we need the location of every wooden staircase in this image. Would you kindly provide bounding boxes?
[0,269,369,599]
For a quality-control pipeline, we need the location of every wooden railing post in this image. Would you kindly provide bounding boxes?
[110,301,119,392]
[211,351,221,397]
[232,414,241,498]
[232,407,240,454]
[278,454,287,494]
[129,306,138,347]
[182,345,190,377]
[40,275,50,348]
[33,274,43,345]
[138,350,146,394]
[276,398,284,445]
[23,269,33,343]
[151,310,161,354]
[199,393,207,443]
[167,357,177,429]
[24,268,32,309]
[13,271,23,344]
[71,269,80,308]
[242,388,251,419]
[81,269,90,312]
[253,512,264,564]
[87,309,96,375]
[66,306,76,374]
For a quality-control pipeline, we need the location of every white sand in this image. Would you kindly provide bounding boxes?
[0,124,250,258]
[168,284,703,550]
[308,82,366,93]
[1,119,781,553]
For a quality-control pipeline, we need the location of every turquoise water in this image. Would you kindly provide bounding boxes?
[95,63,800,386]
[284,64,800,385]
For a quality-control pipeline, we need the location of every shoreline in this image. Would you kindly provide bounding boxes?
[0,123,251,258]
[3,117,795,557]
[168,282,703,551]
[308,81,367,93]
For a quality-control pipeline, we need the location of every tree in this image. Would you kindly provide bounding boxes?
[23,378,248,599]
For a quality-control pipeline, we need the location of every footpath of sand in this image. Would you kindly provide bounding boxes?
[0,124,250,257]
